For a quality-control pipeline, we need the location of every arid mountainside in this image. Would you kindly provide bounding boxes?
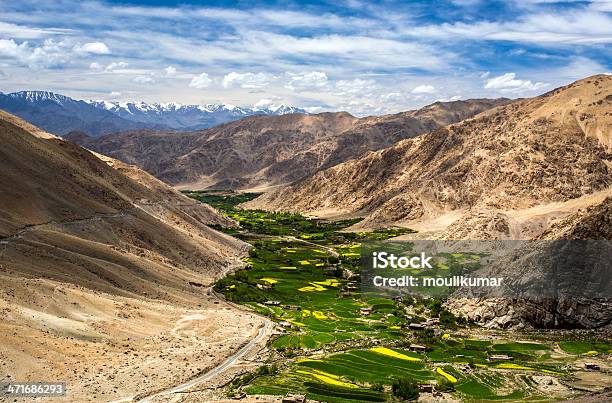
[0,110,264,401]
[247,75,612,239]
[536,197,612,240]
[448,199,612,329]
[72,99,508,190]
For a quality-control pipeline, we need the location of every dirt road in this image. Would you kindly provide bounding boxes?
[138,319,272,402]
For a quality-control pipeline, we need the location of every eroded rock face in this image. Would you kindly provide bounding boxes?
[447,297,612,329]
[537,197,612,240]
[447,237,612,329]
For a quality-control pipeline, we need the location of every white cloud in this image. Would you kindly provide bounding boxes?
[545,56,608,81]
[222,72,272,89]
[105,61,129,71]
[240,32,446,71]
[480,71,490,79]
[164,65,177,77]
[189,72,212,88]
[133,75,154,84]
[304,106,324,113]
[0,1,608,116]
[335,78,377,96]
[484,72,548,93]
[75,42,110,54]
[108,91,121,98]
[380,92,403,101]
[589,0,612,12]
[285,71,328,91]
[0,38,72,68]
[410,10,612,45]
[411,84,436,94]
[0,22,72,39]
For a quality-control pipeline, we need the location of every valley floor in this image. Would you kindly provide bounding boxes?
[2,191,610,402]
[183,191,612,403]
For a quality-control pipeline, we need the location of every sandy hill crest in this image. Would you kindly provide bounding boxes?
[246,75,612,239]
[72,99,508,191]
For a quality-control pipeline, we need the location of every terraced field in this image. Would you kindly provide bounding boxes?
[186,191,612,402]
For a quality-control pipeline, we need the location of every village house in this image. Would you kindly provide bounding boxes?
[584,363,600,371]
[409,344,428,353]
[457,364,471,371]
[359,307,374,316]
[278,321,297,330]
[488,354,512,362]
[282,393,306,403]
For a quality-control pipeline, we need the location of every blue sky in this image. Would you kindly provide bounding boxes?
[0,0,610,114]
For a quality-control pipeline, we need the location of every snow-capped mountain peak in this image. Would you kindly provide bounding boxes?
[7,90,78,105]
[86,98,306,130]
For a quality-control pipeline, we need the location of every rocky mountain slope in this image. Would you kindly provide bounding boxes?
[0,110,263,400]
[448,198,612,329]
[536,197,612,240]
[73,98,508,190]
[247,75,612,238]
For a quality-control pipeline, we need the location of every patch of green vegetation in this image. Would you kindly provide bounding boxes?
[558,340,612,355]
[455,378,524,401]
[185,190,415,240]
[184,192,595,403]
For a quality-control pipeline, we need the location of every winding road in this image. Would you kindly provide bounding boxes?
[138,318,272,402]
[131,232,337,401]
[284,235,340,257]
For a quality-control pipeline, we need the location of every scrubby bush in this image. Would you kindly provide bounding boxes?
[435,379,455,392]
[392,378,419,401]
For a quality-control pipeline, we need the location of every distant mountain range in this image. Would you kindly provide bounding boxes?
[0,90,306,136]
[72,98,509,190]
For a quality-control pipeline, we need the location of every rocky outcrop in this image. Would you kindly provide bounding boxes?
[448,238,612,329]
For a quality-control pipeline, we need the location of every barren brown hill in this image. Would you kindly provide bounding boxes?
[246,75,612,238]
[0,110,264,401]
[74,99,508,191]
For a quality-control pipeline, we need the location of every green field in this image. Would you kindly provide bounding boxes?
[186,191,611,403]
